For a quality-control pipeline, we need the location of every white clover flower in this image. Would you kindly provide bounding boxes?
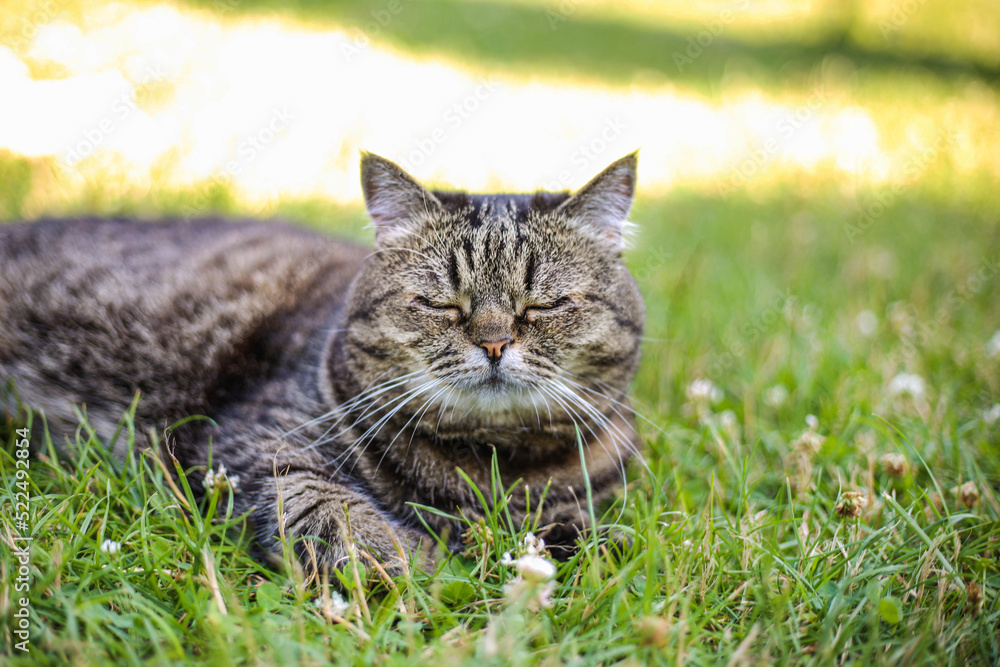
[952,481,980,508]
[332,593,349,615]
[520,532,546,556]
[204,463,240,494]
[718,410,739,441]
[879,452,907,477]
[792,415,824,452]
[855,310,877,337]
[686,379,722,404]
[314,591,350,617]
[100,539,121,556]
[870,250,897,279]
[984,404,1000,425]
[764,384,789,408]
[888,302,914,337]
[504,573,556,608]
[501,534,558,609]
[834,491,867,519]
[987,331,1000,358]
[888,372,926,400]
[514,554,557,583]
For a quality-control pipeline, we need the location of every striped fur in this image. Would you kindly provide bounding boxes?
[0,153,645,570]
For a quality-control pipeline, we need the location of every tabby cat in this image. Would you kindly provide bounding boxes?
[0,153,645,569]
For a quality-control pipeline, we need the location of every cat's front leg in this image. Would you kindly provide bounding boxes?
[249,465,432,574]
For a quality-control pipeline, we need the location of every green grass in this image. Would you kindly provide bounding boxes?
[2,183,999,665]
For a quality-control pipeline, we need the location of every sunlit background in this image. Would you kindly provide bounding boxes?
[2,0,999,217]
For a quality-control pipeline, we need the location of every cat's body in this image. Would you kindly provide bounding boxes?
[0,154,644,569]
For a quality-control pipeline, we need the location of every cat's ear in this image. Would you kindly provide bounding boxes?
[556,152,637,251]
[360,152,442,246]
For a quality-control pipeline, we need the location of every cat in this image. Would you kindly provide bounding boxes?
[0,152,645,570]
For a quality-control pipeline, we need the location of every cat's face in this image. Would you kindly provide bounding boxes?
[337,153,644,426]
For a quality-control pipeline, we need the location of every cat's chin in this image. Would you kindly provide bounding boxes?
[439,376,548,418]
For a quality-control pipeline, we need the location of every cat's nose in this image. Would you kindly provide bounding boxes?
[478,337,512,362]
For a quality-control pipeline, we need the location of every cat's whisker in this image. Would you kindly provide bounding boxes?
[538,388,555,428]
[317,378,436,466]
[559,372,636,413]
[332,379,440,475]
[515,389,527,429]
[432,383,455,437]
[578,374,661,426]
[292,370,426,452]
[386,228,451,257]
[376,381,451,476]
[558,371,659,435]
[530,390,543,429]
[332,370,425,415]
[374,380,445,455]
[550,380,650,478]
[538,383,630,523]
[339,378,438,443]
[412,383,454,454]
[288,368,418,442]
[560,372,668,440]
[537,384,603,451]
[342,385,440,475]
[554,377,642,452]
[558,386,645,473]
[542,382,634,521]
[324,377,422,434]
[547,382,633,475]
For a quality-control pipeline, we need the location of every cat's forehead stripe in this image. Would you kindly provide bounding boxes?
[524,250,537,293]
[432,191,585,298]
[462,237,476,273]
[447,250,460,292]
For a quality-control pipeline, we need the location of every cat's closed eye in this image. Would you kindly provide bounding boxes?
[522,295,576,321]
[411,295,465,322]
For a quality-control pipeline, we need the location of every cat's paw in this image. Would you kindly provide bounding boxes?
[256,471,431,575]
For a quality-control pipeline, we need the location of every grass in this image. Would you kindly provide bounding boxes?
[2,184,998,665]
[2,0,1000,663]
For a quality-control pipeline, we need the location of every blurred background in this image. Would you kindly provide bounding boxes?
[1,0,998,452]
[3,0,998,216]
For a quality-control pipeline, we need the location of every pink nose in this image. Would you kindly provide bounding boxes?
[479,338,512,361]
